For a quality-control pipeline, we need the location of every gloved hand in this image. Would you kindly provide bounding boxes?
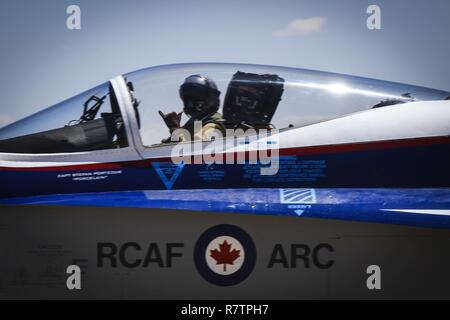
[158,110,183,132]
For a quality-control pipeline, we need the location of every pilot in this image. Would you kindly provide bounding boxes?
[159,75,225,143]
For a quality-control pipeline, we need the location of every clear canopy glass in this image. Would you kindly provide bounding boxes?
[0,82,128,154]
[0,63,448,154]
[125,63,450,147]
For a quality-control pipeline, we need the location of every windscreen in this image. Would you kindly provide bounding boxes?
[0,82,128,154]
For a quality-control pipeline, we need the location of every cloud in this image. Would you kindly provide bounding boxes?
[0,114,13,128]
[274,17,326,37]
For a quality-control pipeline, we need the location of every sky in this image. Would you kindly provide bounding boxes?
[0,0,450,127]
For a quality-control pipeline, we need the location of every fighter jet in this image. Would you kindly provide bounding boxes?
[0,63,449,229]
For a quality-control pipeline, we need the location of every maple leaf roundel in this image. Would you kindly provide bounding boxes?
[194,224,256,286]
[206,236,244,275]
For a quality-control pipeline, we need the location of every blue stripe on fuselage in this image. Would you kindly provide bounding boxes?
[0,143,449,199]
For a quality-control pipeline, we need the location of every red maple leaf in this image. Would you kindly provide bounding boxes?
[210,240,241,272]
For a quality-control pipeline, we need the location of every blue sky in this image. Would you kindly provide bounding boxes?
[0,0,449,126]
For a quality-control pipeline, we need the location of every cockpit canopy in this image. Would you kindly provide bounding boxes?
[0,63,448,154]
[124,63,450,147]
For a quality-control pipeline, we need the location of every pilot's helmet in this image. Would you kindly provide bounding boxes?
[179,75,221,117]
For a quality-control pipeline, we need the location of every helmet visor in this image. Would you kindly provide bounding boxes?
[180,83,212,103]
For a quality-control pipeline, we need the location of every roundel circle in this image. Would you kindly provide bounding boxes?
[194,224,257,286]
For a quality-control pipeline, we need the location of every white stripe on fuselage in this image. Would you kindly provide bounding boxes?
[277,100,450,150]
[381,209,450,216]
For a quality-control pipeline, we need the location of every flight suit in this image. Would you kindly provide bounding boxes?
[182,112,226,141]
[161,111,226,143]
